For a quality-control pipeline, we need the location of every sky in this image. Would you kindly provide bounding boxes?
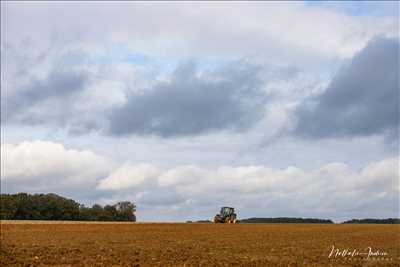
[1,1,399,222]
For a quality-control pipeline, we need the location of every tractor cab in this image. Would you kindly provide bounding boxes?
[220,207,234,216]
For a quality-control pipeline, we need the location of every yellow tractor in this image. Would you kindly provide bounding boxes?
[213,207,237,223]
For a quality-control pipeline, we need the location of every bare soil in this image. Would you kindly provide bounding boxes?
[1,221,399,266]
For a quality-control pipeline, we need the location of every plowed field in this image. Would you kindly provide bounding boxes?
[1,221,399,266]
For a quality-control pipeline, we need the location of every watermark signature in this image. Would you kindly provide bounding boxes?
[328,245,391,261]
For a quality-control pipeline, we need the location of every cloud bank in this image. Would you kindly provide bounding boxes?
[2,37,398,142]
[2,141,398,221]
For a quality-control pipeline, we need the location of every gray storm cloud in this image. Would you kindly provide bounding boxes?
[108,61,267,137]
[294,37,399,140]
[2,70,88,125]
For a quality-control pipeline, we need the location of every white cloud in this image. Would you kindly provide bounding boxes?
[1,140,113,192]
[95,157,399,221]
[97,163,160,190]
[1,140,397,220]
[158,166,209,187]
[2,2,397,65]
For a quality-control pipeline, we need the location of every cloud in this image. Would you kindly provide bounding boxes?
[294,37,399,140]
[97,163,160,190]
[2,2,397,140]
[158,166,208,187]
[0,44,131,134]
[108,61,266,137]
[1,141,113,194]
[2,41,276,138]
[95,158,399,221]
[305,1,399,17]
[2,70,88,125]
[2,2,397,63]
[1,140,397,220]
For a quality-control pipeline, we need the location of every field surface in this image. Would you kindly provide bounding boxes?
[1,221,399,266]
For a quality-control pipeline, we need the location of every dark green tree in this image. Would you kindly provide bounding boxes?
[0,193,136,222]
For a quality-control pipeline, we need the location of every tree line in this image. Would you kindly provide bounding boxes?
[342,218,400,224]
[0,193,136,221]
[238,217,334,224]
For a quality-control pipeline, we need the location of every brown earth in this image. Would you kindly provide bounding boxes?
[0,221,399,267]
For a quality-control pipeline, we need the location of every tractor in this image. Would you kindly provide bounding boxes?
[213,207,237,223]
